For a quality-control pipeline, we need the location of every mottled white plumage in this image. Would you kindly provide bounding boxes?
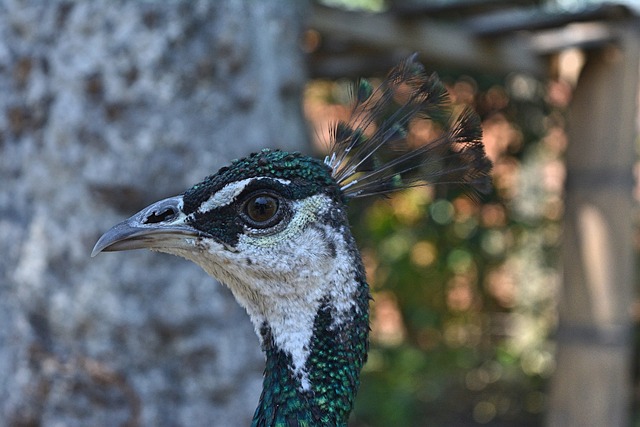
[143,188,361,391]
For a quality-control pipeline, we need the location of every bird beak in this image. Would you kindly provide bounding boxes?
[91,196,207,257]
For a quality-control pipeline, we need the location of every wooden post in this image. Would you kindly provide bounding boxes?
[547,24,640,427]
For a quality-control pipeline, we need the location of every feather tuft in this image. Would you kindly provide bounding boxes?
[324,56,492,200]
[356,79,374,103]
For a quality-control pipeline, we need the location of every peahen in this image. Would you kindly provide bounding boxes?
[92,56,492,426]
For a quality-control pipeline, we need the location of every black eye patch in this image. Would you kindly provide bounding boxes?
[186,179,294,247]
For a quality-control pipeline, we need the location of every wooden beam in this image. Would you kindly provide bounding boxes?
[547,23,640,427]
[529,22,617,54]
[467,3,635,36]
[388,0,540,17]
[310,4,545,76]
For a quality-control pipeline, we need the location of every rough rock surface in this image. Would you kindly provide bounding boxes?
[0,1,308,425]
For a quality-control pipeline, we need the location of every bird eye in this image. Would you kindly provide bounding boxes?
[243,194,280,227]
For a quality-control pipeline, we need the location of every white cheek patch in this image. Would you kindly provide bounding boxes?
[231,195,360,390]
[198,177,291,213]
[168,193,361,393]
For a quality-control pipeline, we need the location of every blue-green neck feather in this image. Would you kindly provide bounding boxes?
[252,276,369,427]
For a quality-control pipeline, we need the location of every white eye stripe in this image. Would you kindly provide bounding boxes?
[197,177,291,214]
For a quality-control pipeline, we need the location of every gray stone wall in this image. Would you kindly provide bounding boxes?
[0,1,308,425]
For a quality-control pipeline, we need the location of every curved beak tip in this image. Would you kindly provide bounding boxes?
[90,222,130,257]
[90,245,101,258]
[90,213,158,258]
[91,238,108,257]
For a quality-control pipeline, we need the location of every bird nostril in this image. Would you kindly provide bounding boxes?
[143,208,177,224]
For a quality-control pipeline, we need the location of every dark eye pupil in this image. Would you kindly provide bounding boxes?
[246,195,278,223]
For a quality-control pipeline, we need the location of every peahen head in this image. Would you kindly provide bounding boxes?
[92,56,491,426]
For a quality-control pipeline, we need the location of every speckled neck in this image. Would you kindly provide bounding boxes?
[251,279,370,427]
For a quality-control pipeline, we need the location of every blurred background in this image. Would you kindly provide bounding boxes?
[1,1,639,426]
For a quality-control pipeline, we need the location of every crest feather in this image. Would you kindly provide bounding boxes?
[324,55,492,200]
